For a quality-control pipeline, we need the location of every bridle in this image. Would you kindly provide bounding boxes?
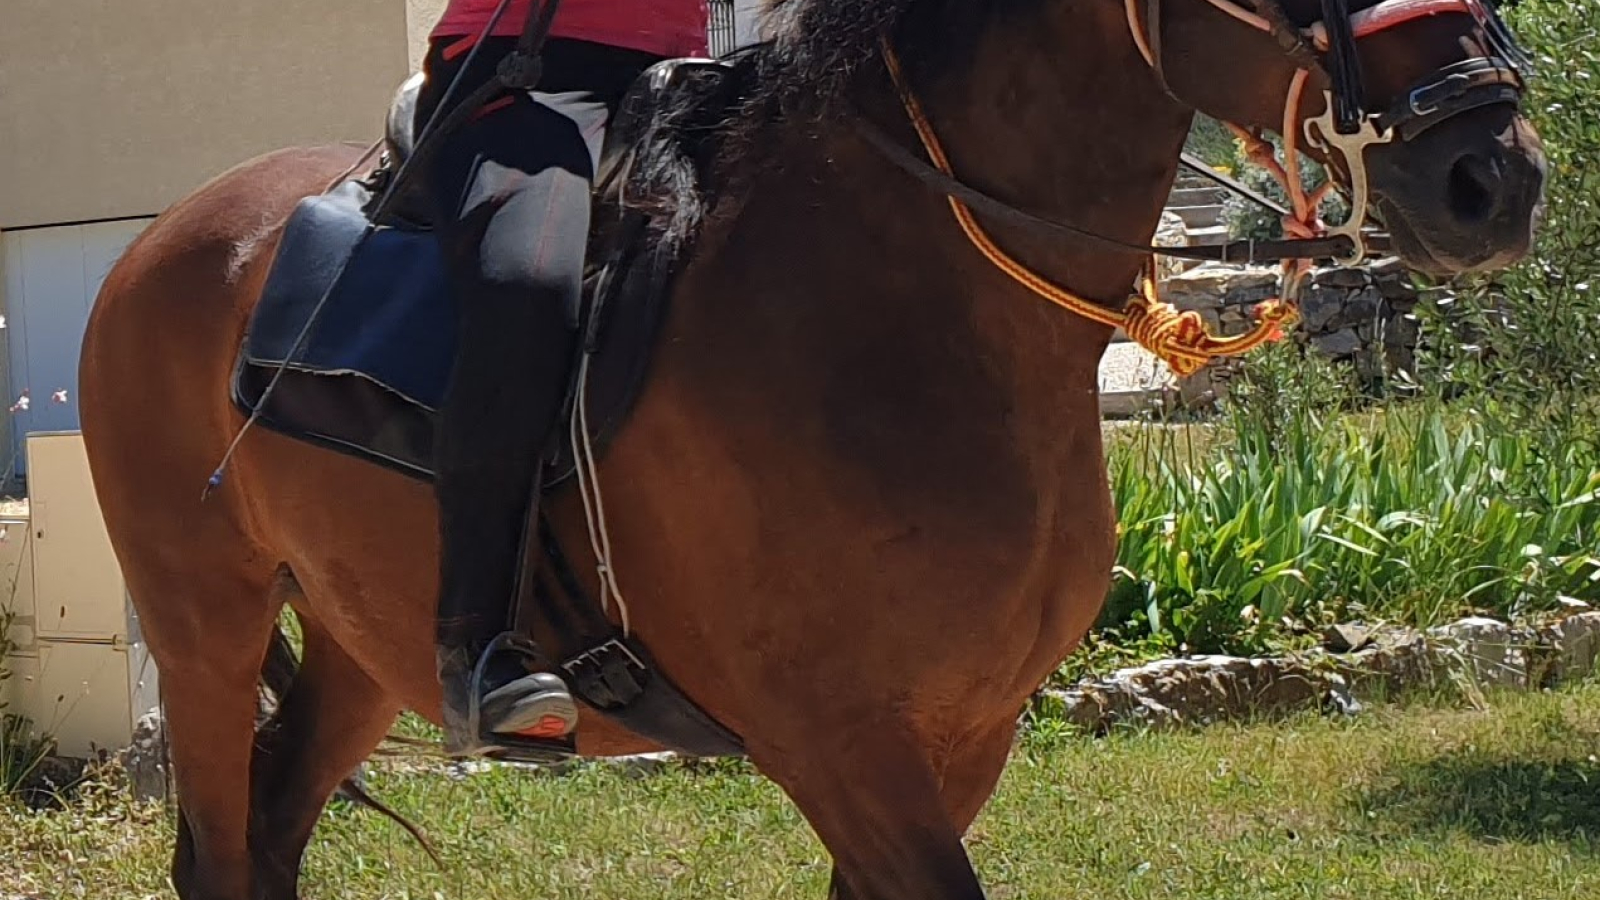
[859,0,1533,376]
[1128,0,1531,265]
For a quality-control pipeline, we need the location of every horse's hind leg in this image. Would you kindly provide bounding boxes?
[132,565,282,900]
[248,583,405,900]
[757,728,990,900]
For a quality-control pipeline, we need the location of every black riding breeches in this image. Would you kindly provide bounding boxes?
[414,36,659,647]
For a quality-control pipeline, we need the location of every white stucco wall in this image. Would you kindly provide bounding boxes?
[0,0,413,230]
[407,0,450,69]
[735,0,771,45]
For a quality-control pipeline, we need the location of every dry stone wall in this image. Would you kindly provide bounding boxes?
[1157,257,1429,402]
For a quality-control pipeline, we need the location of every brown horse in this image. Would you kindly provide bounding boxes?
[77,0,1544,898]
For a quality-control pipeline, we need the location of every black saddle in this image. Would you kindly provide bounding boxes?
[229,54,751,761]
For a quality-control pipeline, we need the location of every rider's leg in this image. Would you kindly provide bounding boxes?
[414,37,655,756]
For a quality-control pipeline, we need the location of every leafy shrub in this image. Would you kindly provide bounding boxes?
[1,605,51,797]
[1424,0,1600,456]
[1104,395,1600,656]
[1183,115,1239,171]
[1204,131,1351,242]
[1081,0,1600,662]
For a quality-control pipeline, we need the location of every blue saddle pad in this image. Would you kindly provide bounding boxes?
[244,179,453,410]
[233,178,453,477]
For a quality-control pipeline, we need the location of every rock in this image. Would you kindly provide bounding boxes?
[1354,351,1386,382]
[1178,368,1221,411]
[1430,616,1527,689]
[1315,266,1370,289]
[1533,612,1600,686]
[1153,211,1191,282]
[1333,632,1450,699]
[117,706,170,801]
[1030,612,1600,738]
[1223,278,1283,309]
[1098,342,1177,417]
[1371,258,1420,299]
[1387,312,1421,346]
[1322,623,1373,653]
[1038,655,1347,733]
[1384,344,1417,379]
[1311,328,1362,358]
[1099,342,1174,394]
[1342,287,1382,324]
[1323,680,1364,717]
[1368,256,1408,278]
[614,751,680,778]
[485,751,687,779]
[1378,279,1420,302]
[1162,264,1279,312]
[1298,286,1344,333]
[15,755,87,809]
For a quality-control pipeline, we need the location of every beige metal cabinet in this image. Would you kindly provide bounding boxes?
[27,432,130,639]
[0,432,158,758]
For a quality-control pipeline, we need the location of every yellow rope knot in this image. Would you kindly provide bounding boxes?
[1124,275,1300,377]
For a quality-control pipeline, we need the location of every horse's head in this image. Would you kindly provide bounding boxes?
[1140,0,1546,275]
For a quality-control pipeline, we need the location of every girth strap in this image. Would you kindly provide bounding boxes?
[519,512,747,757]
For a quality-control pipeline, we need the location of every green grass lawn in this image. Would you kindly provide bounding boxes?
[4,684,1599,899]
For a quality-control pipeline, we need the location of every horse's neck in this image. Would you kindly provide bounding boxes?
[672,8,1193,471]
[908,1,1196,307]
[846,3,1196,419]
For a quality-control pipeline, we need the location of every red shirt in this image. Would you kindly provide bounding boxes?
[432,0,708,58]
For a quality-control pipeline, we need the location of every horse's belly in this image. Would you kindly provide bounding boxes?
[560,409,1116,744]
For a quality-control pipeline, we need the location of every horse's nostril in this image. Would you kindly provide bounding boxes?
[1447,152,1502,224]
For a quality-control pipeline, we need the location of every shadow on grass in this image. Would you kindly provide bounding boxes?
[1362,751,1600,847]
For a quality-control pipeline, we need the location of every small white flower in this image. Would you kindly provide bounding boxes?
[51,389,68,404]
[9,392,29,413]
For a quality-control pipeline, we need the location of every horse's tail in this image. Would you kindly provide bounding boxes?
[259,621,441,865]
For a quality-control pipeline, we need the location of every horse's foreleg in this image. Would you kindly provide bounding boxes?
[248,599,403,900]
[757,728,988,900]
[937,718,1021,835]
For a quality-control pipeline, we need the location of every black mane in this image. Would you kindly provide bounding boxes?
[732,0,1031,127]
[739,0,921,115]
[614,0,1020,254]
